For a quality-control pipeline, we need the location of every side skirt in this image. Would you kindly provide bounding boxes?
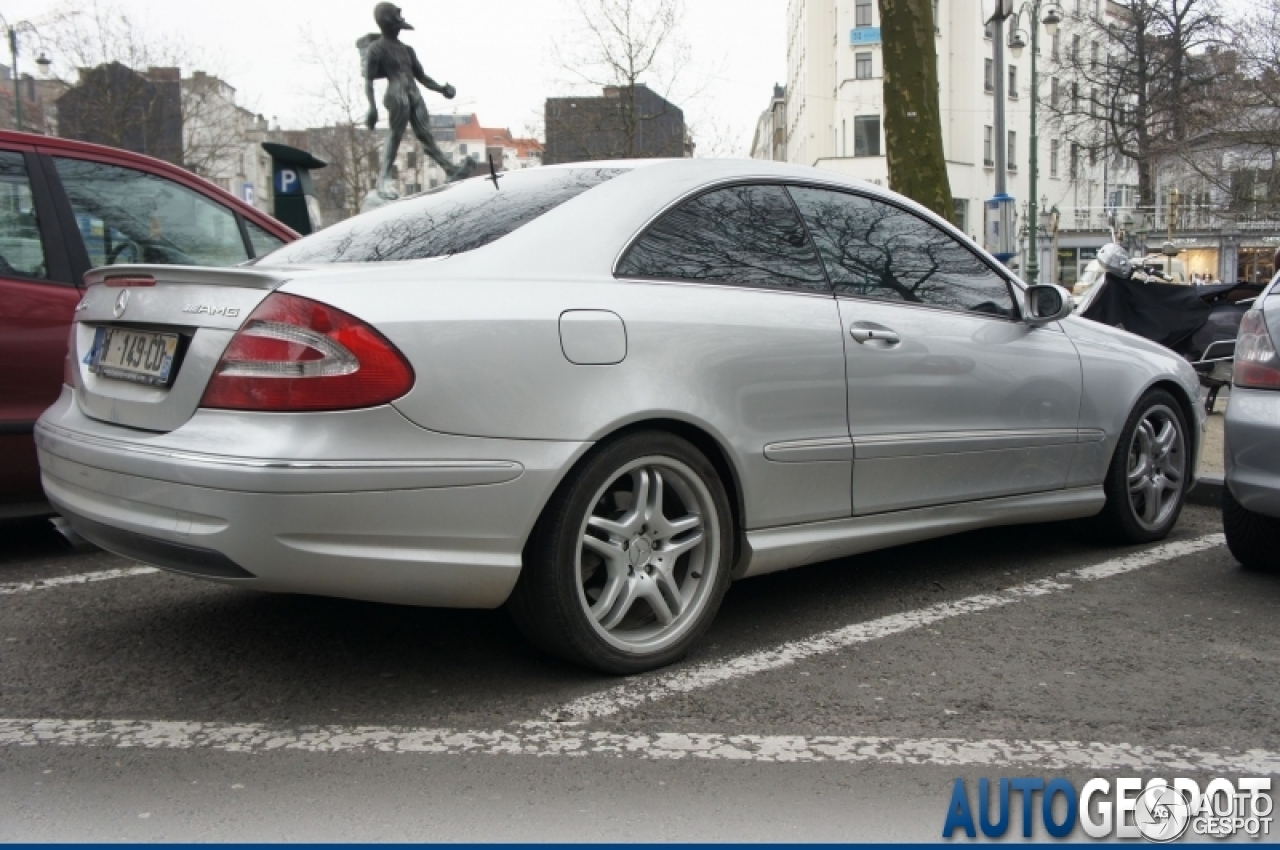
[739,487,1105,578]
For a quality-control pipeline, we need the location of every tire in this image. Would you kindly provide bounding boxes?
[1223,486,1280,573]
[1087,389,1191,544]
[508,431,734,674]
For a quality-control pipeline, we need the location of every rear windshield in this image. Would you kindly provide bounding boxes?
[256,167,625,265]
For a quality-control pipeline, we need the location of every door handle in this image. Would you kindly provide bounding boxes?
[850,327,901,346]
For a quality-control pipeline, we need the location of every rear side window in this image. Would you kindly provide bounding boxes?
[0,152,48,280]
[53,157,251,267]
[259,168,625,265]
[616,183,829,292]
[788,186,1016,317]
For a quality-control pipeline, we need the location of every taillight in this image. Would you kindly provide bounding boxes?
[1234,308,1280,390]
[200,293,415,412]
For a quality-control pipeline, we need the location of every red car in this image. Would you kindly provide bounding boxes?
[0,130,298,518]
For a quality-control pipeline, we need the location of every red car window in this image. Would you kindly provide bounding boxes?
[53,156,251,267]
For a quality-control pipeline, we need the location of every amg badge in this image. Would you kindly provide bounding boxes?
[182,305,241,317]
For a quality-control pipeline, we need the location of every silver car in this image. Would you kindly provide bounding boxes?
[1223,275,1280,571]
[36,159,1205,673]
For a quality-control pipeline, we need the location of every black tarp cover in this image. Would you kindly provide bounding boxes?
[1081,275,1236,355]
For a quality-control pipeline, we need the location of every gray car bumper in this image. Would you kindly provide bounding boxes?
[1225,387,1280,518]
[35,390,589,608]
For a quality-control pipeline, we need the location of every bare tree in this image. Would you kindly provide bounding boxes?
[1044,0,1226,209]
[298,27,386,222]
[546,0,694,162]
[38,0,248,177]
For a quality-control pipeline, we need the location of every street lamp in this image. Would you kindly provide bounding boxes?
[1000,0,1063,285]
[1,15,45,132]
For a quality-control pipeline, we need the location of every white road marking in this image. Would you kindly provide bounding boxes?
[0,566,159,597]
[0,717,1273,774]
[550,534,1227,721]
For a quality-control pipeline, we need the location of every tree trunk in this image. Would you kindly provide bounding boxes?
[879,0,954,220]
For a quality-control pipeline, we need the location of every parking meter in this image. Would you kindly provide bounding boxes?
[262,142,327,235]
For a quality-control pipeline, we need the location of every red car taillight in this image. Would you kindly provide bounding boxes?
[200,293,415,412]
[1234,308,1280,390]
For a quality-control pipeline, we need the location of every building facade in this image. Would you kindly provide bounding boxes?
[750,84,788,161]
[544,84,686,165]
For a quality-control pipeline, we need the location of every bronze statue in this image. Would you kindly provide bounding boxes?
[358,2,471,200]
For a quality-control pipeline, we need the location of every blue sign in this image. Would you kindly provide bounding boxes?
[274,168,301,196]
[242,183,255,204]
[851,27,881,45]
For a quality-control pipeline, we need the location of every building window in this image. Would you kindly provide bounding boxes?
[953,198,968,232]
[1090,41,1099,69]
[1070,142,1079,179]
[856,0,872,27]
[932,0,940,30]
[1050,76,1060,107]
[1050,139,1060,177]
[1089,146,1098,166]
[985,20,995,40]
[1007,131,1017,171]
[985,59,994,92]
[856,51,873,79]
[1052,32,1061,61]
[1072,35,1080,62]
[854,115,881,157]
[1008,66,1018,99]
[984,126,994,167]
[1072,83,1080,111]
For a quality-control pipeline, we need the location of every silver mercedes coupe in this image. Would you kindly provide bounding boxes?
[37,159,1204,673]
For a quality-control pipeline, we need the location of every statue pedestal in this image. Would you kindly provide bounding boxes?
[360,190,395,215]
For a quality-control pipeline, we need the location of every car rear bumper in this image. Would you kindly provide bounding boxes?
[1225,387,1280,518]
[35,389,589,608]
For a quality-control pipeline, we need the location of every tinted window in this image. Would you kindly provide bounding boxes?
[616,184,828,292]
[788,186,1016,317]
[260,167,624,265]
[0,152,48,280]
[245,219,285,259]
[53,157,250,267]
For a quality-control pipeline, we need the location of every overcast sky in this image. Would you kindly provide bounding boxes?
[4,0,787,154]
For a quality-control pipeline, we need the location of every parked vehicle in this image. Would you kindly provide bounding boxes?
[1078,246,1265,412]
[37,159,1203,673]
[0,130,297,518]
[1223,275,1280,572]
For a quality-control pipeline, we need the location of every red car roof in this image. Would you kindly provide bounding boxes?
[0,129,299,243]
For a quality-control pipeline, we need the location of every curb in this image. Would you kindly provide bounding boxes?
[1188,473,1225,508]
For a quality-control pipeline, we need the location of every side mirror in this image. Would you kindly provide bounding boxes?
[1024,284,1073,325]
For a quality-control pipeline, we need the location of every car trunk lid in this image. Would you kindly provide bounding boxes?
[71,264,293,432]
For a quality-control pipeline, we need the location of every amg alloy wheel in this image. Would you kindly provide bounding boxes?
[509,432,733,674]
[1089,389,1190,544]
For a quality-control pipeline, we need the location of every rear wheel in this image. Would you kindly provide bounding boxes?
[1088,390,1190,544]
[508,432,734,674]
[1223,487,1280,572]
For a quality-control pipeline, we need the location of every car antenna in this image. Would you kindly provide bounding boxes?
[486,154,502,190]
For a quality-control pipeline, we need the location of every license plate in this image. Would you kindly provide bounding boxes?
[90,327,180,386]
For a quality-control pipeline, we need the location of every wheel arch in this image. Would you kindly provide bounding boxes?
[521,416,748,575]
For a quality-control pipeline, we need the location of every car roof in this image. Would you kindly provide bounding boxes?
[0,128,297,242]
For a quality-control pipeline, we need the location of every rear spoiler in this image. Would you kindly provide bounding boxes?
[84,264,291,291]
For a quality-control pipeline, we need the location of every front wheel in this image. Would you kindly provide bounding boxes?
[1088,390,1191,544]
[508,432,734,674]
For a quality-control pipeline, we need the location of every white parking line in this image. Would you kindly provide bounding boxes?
[0,566,159,596]
[0,717,1272,773]
[549,534,1227,722]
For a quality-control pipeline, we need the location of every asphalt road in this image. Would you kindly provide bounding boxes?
[0,504,1276,842]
